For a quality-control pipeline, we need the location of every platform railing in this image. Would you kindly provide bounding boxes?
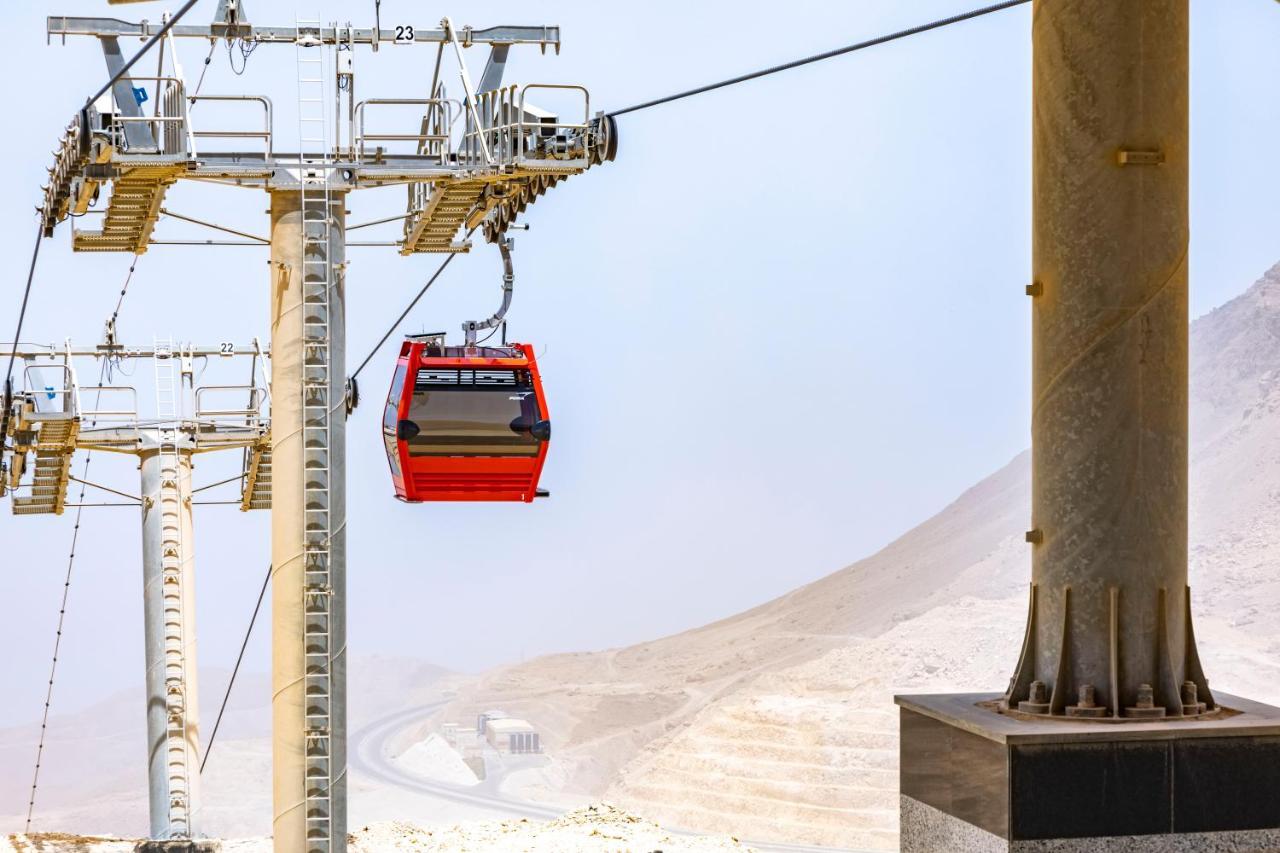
[189,94,274,158]
[78,386,139,424]
[107,76,189,156]
[194,384,266,428]
[22,365,77,417]
[460,83,591,168]
[354,98,459,161]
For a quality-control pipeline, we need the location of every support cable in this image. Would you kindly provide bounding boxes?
[192,473,250,494]
[103,256,144,382]
[66,475,142,503]
[2,223,45,454]
[200,562,272,773]
[350,227,477,380]
[85,0,202,107]
[23,247,148,828]
[24,363,109,833]
[349,1,1031,380]
[10,0,197,441]
[606,0,1031,118]
[189,40,218,105]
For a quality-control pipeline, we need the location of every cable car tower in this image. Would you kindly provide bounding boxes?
[3,341,271,845]
[25,2,617,850]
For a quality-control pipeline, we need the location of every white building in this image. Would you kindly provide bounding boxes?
[484,717,541,754]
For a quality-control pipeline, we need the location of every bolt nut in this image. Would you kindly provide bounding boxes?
[1017,679,1052,715]
[1136,684,1155,708]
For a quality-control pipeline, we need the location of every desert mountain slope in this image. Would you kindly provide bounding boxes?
[433,450,1030,796]
[0,656,451,838]
[440,262,1280,847]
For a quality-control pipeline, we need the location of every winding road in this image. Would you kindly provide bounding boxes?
[349,703,876,853]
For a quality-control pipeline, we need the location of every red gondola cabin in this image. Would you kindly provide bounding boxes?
[383,336,550,502]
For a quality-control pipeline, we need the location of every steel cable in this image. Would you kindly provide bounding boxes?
[24,361,109,833]
[22,249,147,829]
[85,0,202,107]
[10,0,201,444]
[2,224,46,454]
[200,562,272,773]
[350,227,478,380]
[606,0,1031,117]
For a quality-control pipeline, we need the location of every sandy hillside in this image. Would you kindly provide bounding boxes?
[10,262,1280,850]
[430,262,1280,848]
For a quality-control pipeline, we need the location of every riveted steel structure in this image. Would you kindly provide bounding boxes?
[31,4,616,850]
[1000,0,1211,722]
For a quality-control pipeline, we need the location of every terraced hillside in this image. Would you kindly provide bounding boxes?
[440,262,1280,849]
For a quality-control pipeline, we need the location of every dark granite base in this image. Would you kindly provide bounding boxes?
[134,841,221,853]
[896,692,1280,846]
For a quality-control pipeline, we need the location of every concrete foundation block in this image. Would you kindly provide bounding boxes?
[897,692,1280,852]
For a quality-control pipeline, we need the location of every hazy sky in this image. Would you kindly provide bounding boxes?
[2,0,1279,728]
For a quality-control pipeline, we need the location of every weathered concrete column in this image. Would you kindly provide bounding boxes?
[896,4,1280,849]
[1002,0,1210,720]
[269,189,347,853]
[139,434,201,841]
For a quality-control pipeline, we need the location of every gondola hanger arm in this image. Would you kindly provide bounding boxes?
[463,237,515,345]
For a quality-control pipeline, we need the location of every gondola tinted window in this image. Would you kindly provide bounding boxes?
[406,368,542,457]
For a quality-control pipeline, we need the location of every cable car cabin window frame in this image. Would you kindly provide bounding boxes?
[382,363,408,478]
[406,366,543,458]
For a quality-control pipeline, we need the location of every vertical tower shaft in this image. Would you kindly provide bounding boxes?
[1006,0,1208,718]
[139,437,201,838]
[269,190,348,852]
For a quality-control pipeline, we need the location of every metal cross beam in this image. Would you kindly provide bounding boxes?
[48,18,561,50]
[2,345,264,358]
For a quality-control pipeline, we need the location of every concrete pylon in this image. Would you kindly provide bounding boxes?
[139,435,201,841]
[1000,0,1210,720]
[269,190,348,853]
[897,3,1280,849]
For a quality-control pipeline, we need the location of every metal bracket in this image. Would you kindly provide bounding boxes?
[1117,148,1164,166]
[462,238,514,345]
[211,0,251,41]
[100,36,157,151]
[477,44,510,94]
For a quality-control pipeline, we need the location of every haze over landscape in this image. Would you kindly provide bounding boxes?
[4,1,1280,851]
[8,262,1280,851]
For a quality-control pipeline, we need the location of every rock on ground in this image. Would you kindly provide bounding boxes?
[3,804,755,852]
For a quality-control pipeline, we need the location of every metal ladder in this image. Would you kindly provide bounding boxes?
[296,19,335,853]
[153,336,192,837]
